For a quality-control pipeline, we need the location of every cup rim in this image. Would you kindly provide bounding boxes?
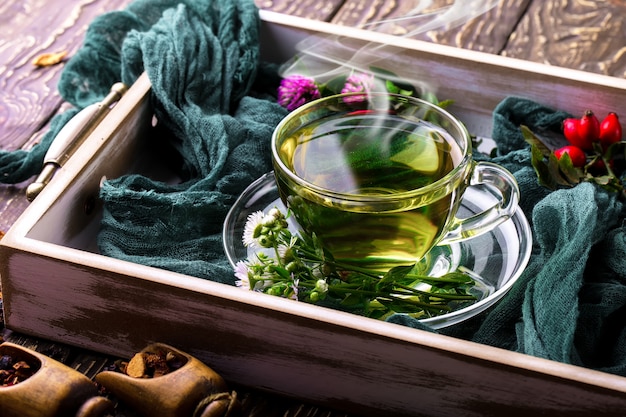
[271,92,472,202]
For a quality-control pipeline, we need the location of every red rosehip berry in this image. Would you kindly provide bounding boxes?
[554,145,586,167]
[578,110,601,147]
[563,118,588,150]
[599,112,622,147]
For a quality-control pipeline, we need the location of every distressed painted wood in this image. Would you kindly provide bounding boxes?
[1,330,351,417]
[502,0,626,77]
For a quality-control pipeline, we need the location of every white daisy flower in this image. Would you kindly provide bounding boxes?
[234,261,251,290]
[242,210,265,248]
[267,207,283,220]
[290,277,299,301]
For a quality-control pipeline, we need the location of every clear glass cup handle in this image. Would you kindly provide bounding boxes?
[439,161,520,244]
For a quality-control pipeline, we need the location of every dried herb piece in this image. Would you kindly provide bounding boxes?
[32,51,68,67]
[0,355,37,386]
[119,347,187,378]
[125,353,147,378]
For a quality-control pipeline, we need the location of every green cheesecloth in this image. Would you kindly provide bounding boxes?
[2,0,626,378]
[391,98,626,377]
[66,0,286,282]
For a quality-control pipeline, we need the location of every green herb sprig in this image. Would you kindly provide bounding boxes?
[234,208,477,320]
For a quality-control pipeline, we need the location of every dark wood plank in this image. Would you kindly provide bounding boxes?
[330,0,531,54]
[0,0,133,151]
[502,0,626,76]
[255,0,345,20]
[0,0,340,156]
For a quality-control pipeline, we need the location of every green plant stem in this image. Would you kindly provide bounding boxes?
[602,153,618,178]
[404,273,473,284]
[251,218,476,317]
[393,283,476,300]
[296,244,475,300]
[327,286,453,312]
[294,248,382,278]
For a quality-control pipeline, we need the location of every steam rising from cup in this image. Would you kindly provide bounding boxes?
[279,0,500,99]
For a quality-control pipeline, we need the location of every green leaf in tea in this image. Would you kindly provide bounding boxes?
[389,129,442,174]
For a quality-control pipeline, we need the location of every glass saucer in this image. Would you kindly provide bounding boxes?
[223,172,533,329]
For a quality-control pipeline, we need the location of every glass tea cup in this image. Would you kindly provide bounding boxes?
[271,93,519,272]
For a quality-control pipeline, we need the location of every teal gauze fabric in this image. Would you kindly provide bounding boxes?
[2,0,626,379]
[390,97,626,377]
[473,99,626,377]
[61,0,287,283]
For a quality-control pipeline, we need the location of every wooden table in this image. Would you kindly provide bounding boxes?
[1,1,625,415]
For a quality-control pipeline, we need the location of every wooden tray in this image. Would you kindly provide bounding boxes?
[2,11,626,417]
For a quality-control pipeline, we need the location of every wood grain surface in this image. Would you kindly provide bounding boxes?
[331,0,532,54]
[0,0,134,234]
[2,1,626,416]
[254,0,344,20]
[0,0,132,151]
[502,0,626,77]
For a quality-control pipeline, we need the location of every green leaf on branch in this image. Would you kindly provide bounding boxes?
[436,99,454,110]
[521,125,552,155]
[386,80,414,97]
[417,271,475,285]
[591,174,613,186]
[377,264,414,289]
[522,124,626,198]
[523,125,583,190]
[320,74,348,96]
[556,152,584,183]
[370,66,416,95]
[530,144,558,189]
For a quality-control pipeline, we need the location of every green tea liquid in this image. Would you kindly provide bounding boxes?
[275,111,465,271]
